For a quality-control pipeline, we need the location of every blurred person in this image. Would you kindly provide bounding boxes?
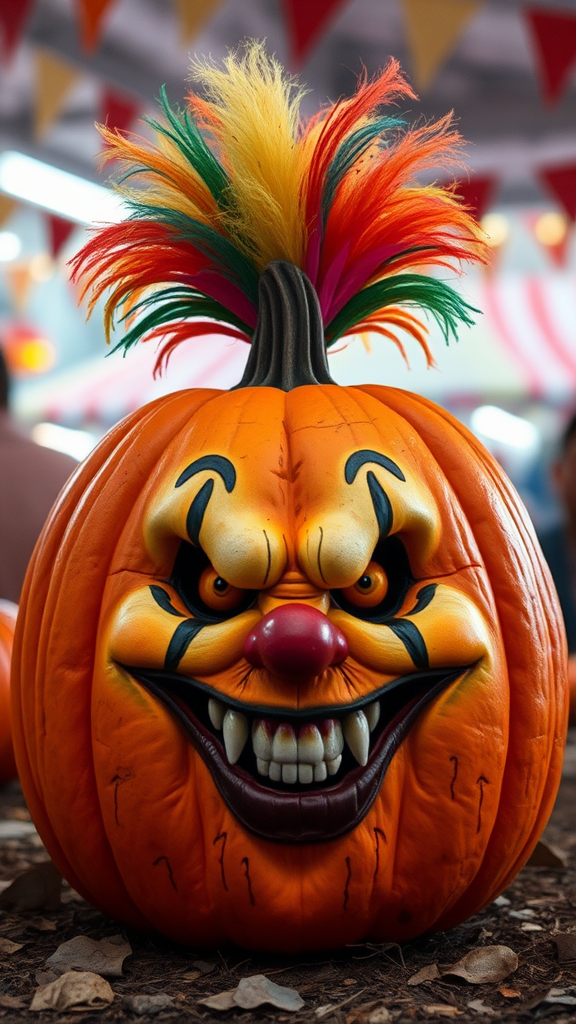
[538,411,576,718]
[0,348,77,603]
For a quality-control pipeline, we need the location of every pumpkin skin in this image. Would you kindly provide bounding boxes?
[0,600,18,785]
[11,382,567,951]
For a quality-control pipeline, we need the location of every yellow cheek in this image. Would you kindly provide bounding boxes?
[105,586,260,676]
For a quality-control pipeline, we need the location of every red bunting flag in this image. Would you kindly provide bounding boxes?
[281,0,348,66]
[46,214,77,258]
[538,163,576,222]
[0,0,34,60]
[100,88,140,134]
[453,174,498,221]
[76,0,116,52]
[525,6,576,106]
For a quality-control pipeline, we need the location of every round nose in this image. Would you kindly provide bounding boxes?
[243,603,348,681]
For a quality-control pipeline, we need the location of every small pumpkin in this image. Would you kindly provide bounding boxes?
[0,600,18,785]
[11,46,567,951]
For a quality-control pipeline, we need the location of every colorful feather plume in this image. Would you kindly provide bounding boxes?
[70,42,489,373]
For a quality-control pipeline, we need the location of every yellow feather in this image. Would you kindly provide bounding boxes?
[190,42,308,270]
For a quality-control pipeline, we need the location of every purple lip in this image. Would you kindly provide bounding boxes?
[129,667,466,844]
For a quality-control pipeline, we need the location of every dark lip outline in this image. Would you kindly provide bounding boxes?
[125,664,470,844]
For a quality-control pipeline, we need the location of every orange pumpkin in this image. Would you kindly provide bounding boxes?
[0,600,18,785]
[11,48,567,951]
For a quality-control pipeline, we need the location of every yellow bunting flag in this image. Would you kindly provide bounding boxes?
[0,194,16,229]
[33,49,81,139]
[401,0,483,92]
[174,0,225,46]
[4,263,33,312]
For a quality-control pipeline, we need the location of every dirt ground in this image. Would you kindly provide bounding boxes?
[2,736,576,1024]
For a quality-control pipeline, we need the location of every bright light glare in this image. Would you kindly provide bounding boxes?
[480,212,509,248]
[32,422,98,460]
[0,152,126,224]
[0,230,22,261]
[535,211,567,247]
[470,405,539,451]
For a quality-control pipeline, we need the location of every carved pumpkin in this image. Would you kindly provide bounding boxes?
[0,600,18,785]
[11,47,567,951]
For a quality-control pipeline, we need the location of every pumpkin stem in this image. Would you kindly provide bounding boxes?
[234,261,335,391]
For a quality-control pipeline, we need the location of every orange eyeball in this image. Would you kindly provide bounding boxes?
[341,561,388,608]
[199,567,246,612]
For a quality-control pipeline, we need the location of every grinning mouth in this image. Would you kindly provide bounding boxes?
[128,666,468,843]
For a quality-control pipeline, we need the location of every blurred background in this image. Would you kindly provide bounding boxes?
[0,0,575,529]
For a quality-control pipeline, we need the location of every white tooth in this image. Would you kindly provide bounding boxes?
[326,755,342,775]
[222,709,249,764]
[256,758,269,777]
[208,698,225,730]
[252,720,273,760]
[282,764,298,784]
[269,761,282,782]
[365,701,381,732]
[298,764,314,784]
[314,761,328,782]
[298,723,324,765]
[321,719,344,761]
[343,710,370,766]
[271,724,298,764]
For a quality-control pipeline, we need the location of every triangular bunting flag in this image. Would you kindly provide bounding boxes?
[0,194,16,228]
[453,174,498,221]
[33,49,81,140]
[45,214,77,258]
[0,0,34,61]
[539,163,576,222]
[401,0,483,92]
[281,0,348,67]
[76,0,116,52]
[100,88,140,134]
[174,0,225,46]
[5,263,33,313]
[525,7,576,106]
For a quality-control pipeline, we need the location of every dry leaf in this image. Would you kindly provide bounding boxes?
[45,933,132,977]
[408,964,440,986]
[554,932,576,963]
[200,974,304,1012]
[0,862,61,911]
[467,1000,495,1015]
[27,916,58,932]
[365,1007,391,1024]
[443,946,518,984]
[123,993,175,1015]
[0,994,26,1009]
[508,908,535,919]
[192,959,216,974]
[526,839,567,868]
[520,922,543,931]
[30,970,114,1012]
[498,987,520,998]
[423,1005,461,1018]
[0,937,24,954]
[182,970,201,983]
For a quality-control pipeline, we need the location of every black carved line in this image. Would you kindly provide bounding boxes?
[343,857,352,911]
[165,620,206,672]
[213,832,228,892]
[153,855,178,891]
[263,530,271,586]
[317,526,327,583]
[373,827,387,883]
[408,583,438,616]
[175,454,236,492]
[150,585,185,618]
[345,449,406,485]
[241,856,255,906]
[367,471,393,540]
[387,619,429,670]
[186,479,214,546]
[476,775,489,834]
[449,755,458,801]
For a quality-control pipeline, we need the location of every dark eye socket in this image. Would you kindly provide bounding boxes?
[331,535,414,621]
[169,541,257,621]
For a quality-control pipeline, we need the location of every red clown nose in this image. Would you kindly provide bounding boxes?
[243,603,348,681]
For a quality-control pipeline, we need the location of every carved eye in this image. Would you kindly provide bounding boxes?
[198,567,247,612]
[341,561,388,608]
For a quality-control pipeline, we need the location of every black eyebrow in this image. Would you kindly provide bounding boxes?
[344,449,405,484]
[175,455,236,492]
